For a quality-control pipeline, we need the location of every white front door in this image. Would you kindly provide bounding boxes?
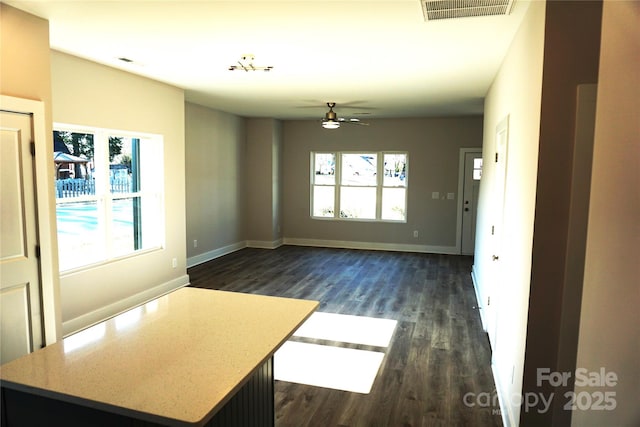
[461,150,483,255]
[0,109,44,364]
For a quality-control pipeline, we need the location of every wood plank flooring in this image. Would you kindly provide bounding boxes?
[188,246,502,427]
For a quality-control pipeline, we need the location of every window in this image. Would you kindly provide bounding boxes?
[311,152,407,221]
[473,158,483,180]
[54,125,164,271]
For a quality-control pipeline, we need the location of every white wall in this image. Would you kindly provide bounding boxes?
[475,1,544,425]
[51,51,188,335]
[573,1,640,425]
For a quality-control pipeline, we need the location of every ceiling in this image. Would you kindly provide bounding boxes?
[5,0,531,120]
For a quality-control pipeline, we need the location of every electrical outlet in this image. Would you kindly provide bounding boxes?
[172,258,177,268]
[413,230,419,238]
[193,239,198,248]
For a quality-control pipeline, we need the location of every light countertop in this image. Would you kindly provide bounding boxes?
[0,287,318,426]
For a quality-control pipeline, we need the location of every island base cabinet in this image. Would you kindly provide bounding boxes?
[1,358,274,427]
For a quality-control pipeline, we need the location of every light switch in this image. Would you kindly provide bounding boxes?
[432,191,439,199]
[447,192,455,200]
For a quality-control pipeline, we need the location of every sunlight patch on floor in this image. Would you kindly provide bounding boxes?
[275,312,397,393]
[292,312,397,348]
[274,341,385,394]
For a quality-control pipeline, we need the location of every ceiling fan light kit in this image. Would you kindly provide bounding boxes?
[321,102,368,130]
[322,120,341,129]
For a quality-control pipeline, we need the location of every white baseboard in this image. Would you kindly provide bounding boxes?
[493,362,517,427]
[246,238,284,249]
[187,238,458,269]
[62,274,190,337]
[471,264,488,332]
[186,239,285,268]
[283,237,458,255]
[186,241,247,268]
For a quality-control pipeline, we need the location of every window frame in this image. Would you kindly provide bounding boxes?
[310,150,408,223]
[54,123,165,273]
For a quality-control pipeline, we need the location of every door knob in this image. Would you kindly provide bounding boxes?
[492,255,499,261]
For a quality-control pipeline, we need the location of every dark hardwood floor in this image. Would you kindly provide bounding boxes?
[188,246,502,427]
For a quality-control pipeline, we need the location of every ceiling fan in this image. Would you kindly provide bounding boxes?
[322,102,369,129]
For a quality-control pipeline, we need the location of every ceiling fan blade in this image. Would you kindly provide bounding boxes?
[339,118,369,126]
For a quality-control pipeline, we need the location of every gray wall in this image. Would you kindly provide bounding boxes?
[282,117,483,251]
[521,1,603,425]
[185,113,482,266]
[245,118,283,246]
[185,102,246,265]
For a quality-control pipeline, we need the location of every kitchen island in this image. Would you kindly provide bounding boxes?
[0,287,318,426]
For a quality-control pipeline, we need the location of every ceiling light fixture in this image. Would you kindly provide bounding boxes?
[228,54,273,72]
[322,120,340,129]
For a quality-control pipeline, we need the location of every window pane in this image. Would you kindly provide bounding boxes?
[473,158,483,180]
[110,136,137,194]
[56,201,104,270]
[111,197,138,257]
[383,153,407,187]
[382,188,406,221]
[140,194,163,249]
[314,153,335,185]
[340,187,376,219]
[53,131,94,198]
[341,154,377,186]
[313,186,335,217]
[112,195,164,257]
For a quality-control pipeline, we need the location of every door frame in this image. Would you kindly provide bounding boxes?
[455,147,483,255]
[1,95,61,345]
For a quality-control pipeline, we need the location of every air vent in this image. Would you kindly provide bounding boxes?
[421,0,515,21]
